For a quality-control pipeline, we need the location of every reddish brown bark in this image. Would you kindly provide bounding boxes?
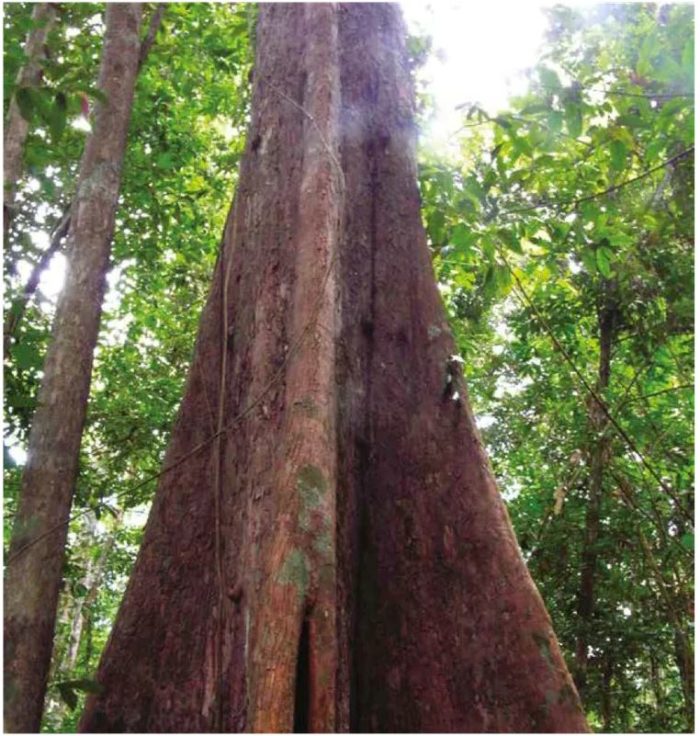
[79,4,588,732]
[4,6,143,732]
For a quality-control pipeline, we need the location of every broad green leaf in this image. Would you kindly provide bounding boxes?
[581,248,597,273]
[47,92,67,141]
[498,228,523,254]
[494,263,512,292]
[564,102,583,138]
[14,86,34,122]
[12,343,41,371]
[539,67,560,92]
[609,139,627,172]
[595,246,613,278]
[451,223,475,252]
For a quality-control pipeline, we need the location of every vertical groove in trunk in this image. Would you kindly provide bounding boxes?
[3,2,57,234]
[3,6,143,733]
[79,5,588,732]
[574,279,616,697]
[293,617,311,733]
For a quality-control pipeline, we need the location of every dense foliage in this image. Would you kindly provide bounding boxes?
[3,3,693,732]
[420,4,694,731]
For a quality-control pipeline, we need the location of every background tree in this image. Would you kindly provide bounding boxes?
[4,6,145,731]
[3,2,57,235]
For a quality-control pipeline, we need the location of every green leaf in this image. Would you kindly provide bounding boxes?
[48,92,68,141]
[595,246,613,278]
[494,263,512,292]
[539,67,560,92]
[680,533,694,551]
[156,152,174,169]
[498,228,523,254]
[546,111,563,135]
[482,263,496,294]
[581,248,597,273]
[12,343,41,371]
[564,102,583,138]
[609,139,627,172]
[494,116,512,130]
[681,39,694,84]
[451,223,475,252]
[14,86,34,122]
[636,33,658,78]
[657,57,682,85]
[521,102,550,115]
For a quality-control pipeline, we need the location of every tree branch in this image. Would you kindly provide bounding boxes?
[497,146,694,218]
[622,383,694,406]
[138,3,167,70]
[490,241,692,522]
[4,210,71,353]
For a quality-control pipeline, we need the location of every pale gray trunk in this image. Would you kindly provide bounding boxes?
[65,523,118,670]
[4,3,57,233]
[3,6,143,732]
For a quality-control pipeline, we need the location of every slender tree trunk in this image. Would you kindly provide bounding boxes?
[649,650,664,725]
[3,2,57,235]
[3,6,143,732]
[574,280,616,697]
[673,627,694,731]
[66,522,119,670]
[4,209,71,354]
[637,528,694,732]
[80,5,588,732]
[601,654,614,732]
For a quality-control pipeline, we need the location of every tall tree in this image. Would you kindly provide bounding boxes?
[4,5,144,732]
[80,5,587,732]
[3,2,57,235]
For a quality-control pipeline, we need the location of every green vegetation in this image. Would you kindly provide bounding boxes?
[3,3,693,731]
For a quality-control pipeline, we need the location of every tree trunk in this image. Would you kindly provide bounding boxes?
[574,280,616,697]
[3,2,57,234]
[673,627,694,732]
[3,6,143,732]
[79,5,588,732]
[601,654,614,732]
[66,520,119,671]
[649,650,663,724]
[4,209,71,355]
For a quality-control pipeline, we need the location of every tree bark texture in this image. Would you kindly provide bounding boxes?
[4,6,143,732]
[79,5,588,732]
[3,2,57,234]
